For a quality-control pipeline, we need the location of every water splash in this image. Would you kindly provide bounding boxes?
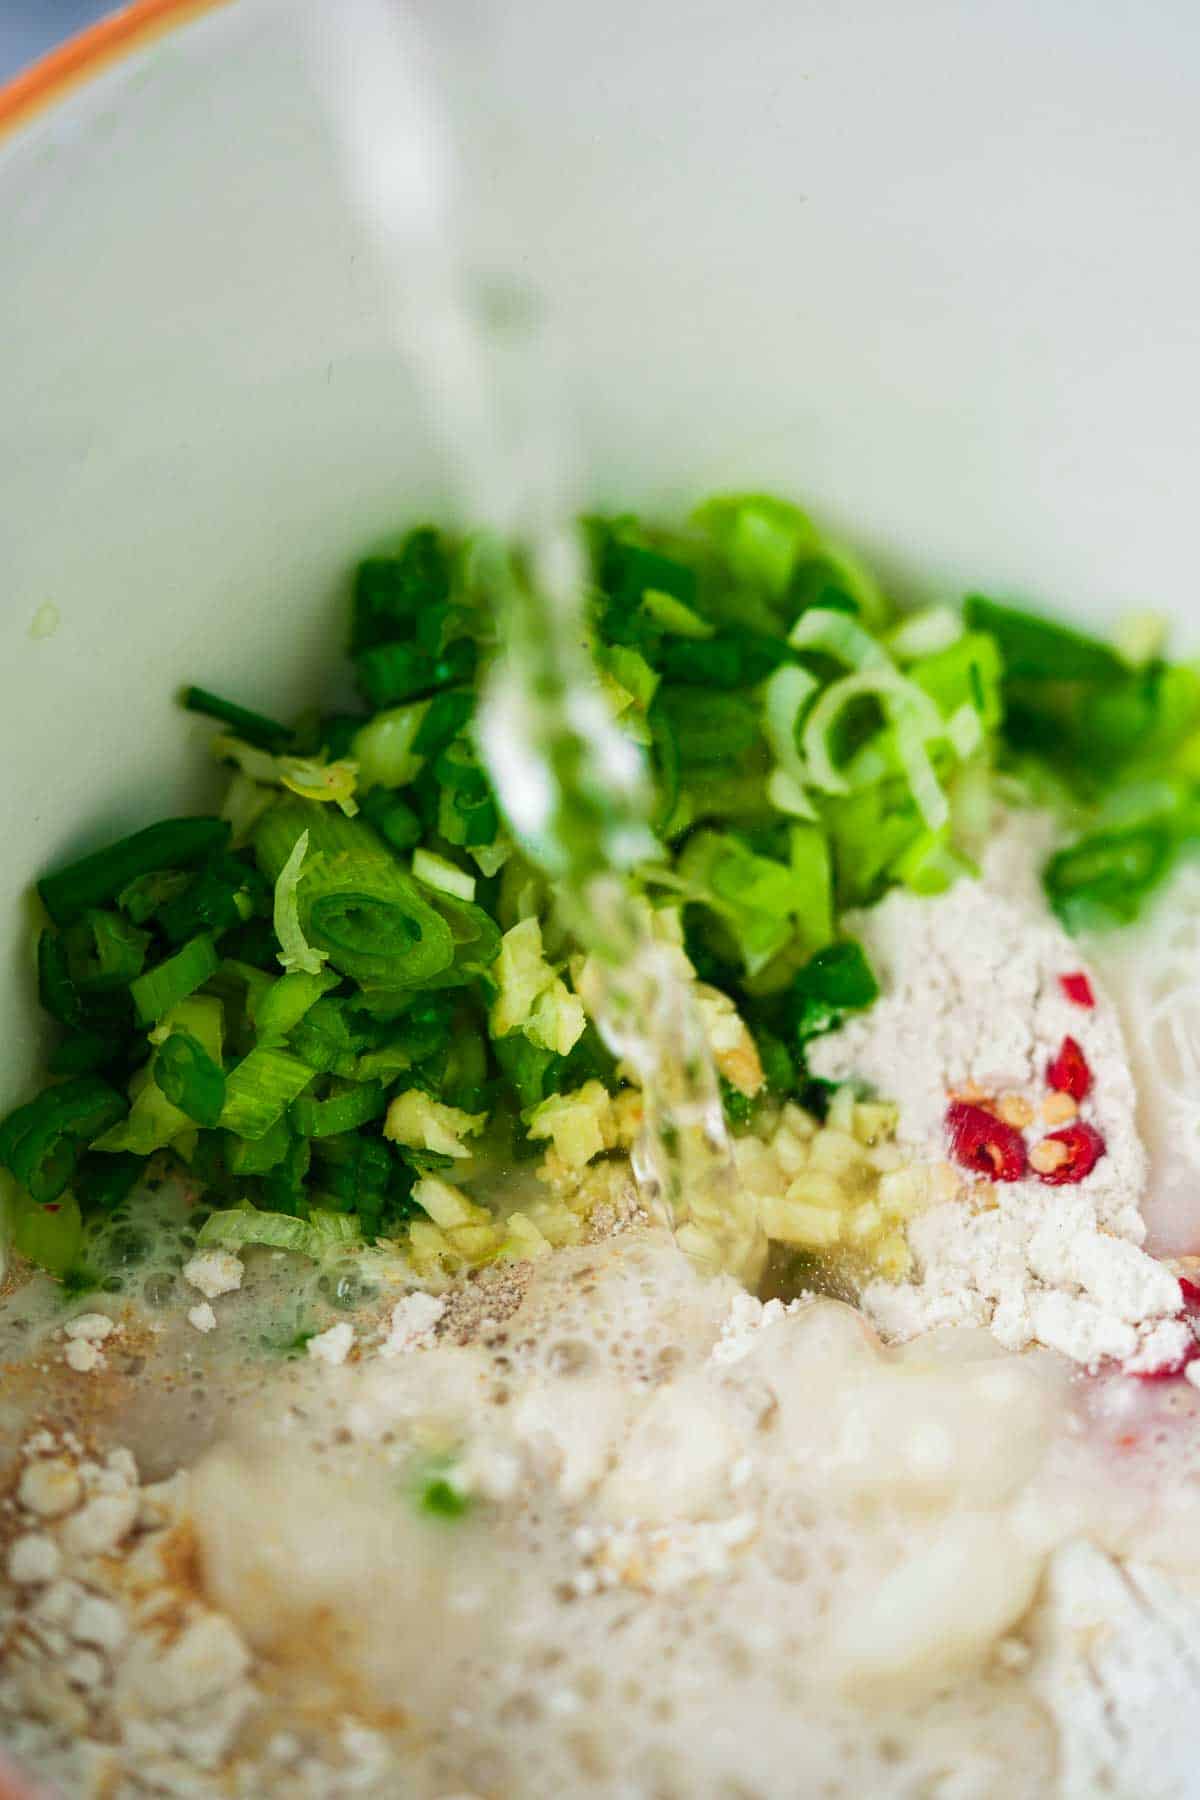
[304,0,762,1279]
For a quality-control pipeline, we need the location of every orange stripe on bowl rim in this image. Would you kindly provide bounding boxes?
[0,0,233,140]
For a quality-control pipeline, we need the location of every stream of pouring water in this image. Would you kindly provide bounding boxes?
[305,0,763,1279]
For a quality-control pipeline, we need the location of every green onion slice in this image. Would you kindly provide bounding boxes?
[182,686,292,752]
[130,934,220,1026]
[153,1031,227,1128]
[789,606,892,670]
[219,1047,316,1140]
[38,819,231,927]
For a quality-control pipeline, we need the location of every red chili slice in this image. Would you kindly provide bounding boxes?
[1047,1035,1092,1100]
[1032,1120,1105,1185]
[1059,971,1095,1008]
[946,1100,1028,1181]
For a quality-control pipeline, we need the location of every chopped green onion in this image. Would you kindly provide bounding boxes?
[351,530,450,655]
[117,868,193,925]
[417,888,501,986]
[656,688,760,766]
[1044,824,1175,928]
[182,686,292,751]
[946,701,985,759]
[677,833,806,976]
[158,861,261,945]
[76,910,151,989]
[359,788,423,853]
[762,663,818,818]
[789,606,891,670]
[47,1033,119,1078]
[130,934,220,1026]
[412,849,476,902]
[197,1205,321,1258]
[219,1047,315,1139]
[354,702,433,788]
[888,606,964,661]
[278,758,360,818]
[895,714,949,831]
[308,1207,364,1247]
[788,823,834,952]
[910,632,1004,732]
[801,668,944,798]
[37,932,81,1028]
[90,1068,189,1157]
[272,830,329,977]
[289,1080,387,1138]
[660,628,790,690]
[891,827,977,896]
[693,493,818,596]
[226,1116,293,1175]
[38,819,231,927]
[413,689,474,756]
[153,1032,226,1128]
[648,700,681,834]
[964,595,1126,683]
[214,738,360,817]
[355,637,476,710]
[254,968,341,1047]
[641,588,715,639]
[597,643,661,717]
[256,803,456,987]
[220,772,277,846]
[285,997,365,1077]
[790,940,879,1046]
[419,1475,471,1520]
[0,1078,127,1204]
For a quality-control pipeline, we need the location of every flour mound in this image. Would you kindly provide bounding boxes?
[810,814,1180,1367]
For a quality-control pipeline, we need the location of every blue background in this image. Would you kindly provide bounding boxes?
[1,0,114,82]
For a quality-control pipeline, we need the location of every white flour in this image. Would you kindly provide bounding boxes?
[1031,1540,1200,1799]
[810,813,1186,1368]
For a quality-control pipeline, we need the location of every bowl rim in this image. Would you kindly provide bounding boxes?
[0,0,230,141]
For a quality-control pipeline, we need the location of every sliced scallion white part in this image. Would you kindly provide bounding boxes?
[789,606,892,670]
[946,701,985,759]
[767,767,816,818]
[888,605,965,660]
[213,736,359,817]
[763,663,818,818]
[273,829,328,977]
[412,848,477,902]
[895,716,949,830]
[801,668,943,796]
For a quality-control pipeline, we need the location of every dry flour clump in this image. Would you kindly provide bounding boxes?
[0,1431,402,1797]
[810,816,1183,1368]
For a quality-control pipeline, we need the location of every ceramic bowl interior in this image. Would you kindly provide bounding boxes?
[2,0,1198,1110]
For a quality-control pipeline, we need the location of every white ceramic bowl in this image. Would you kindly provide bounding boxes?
[1,0,1198,1105]
[0,10,1198,1794]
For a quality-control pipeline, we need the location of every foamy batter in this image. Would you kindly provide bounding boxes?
[7,856,1200,1796]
